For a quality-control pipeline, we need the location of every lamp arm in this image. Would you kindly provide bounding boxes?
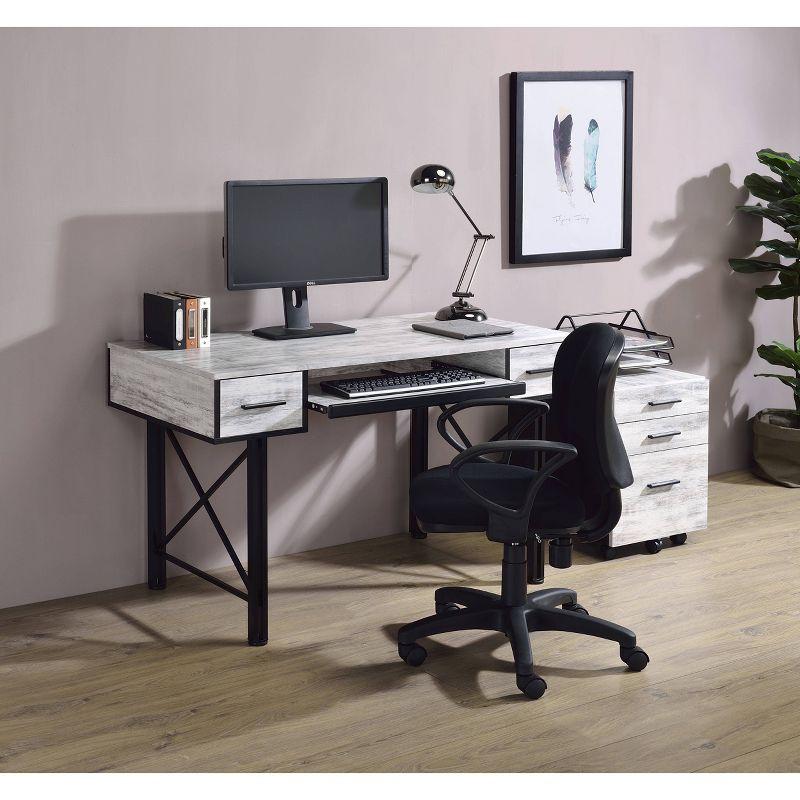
[443,188,494,302]
[448,190,484,237]
[453,235,491,298]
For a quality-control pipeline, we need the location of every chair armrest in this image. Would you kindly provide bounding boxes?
[437,398,550,454]
[449,439,577,521]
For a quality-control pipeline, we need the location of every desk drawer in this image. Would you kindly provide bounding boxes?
[611,444,708,546]
[509,343,560,379]
[218,372,304,438]
[614,377,708,423]
[619,412,708,456]
[509,343,560,397]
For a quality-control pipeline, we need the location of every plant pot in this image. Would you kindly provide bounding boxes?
[751,408,800,487]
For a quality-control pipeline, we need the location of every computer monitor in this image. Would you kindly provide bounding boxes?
[224,178,388,340]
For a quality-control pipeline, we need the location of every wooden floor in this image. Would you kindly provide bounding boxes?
[1,471,799,772]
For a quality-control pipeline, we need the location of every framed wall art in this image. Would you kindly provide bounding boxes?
[509,71,633,265]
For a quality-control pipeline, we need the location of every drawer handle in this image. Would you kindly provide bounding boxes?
[647,430,682,440]
[525,367,554,375]
[646,479,681,489]
[240,400,286,411]
[648,398,682,406]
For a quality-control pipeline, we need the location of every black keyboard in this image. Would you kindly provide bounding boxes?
[320,364,485,399]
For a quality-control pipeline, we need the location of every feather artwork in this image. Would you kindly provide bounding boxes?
[553,113,574,201]
[583,118,599,202]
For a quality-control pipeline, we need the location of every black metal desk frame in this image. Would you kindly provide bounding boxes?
[144,410,431,646]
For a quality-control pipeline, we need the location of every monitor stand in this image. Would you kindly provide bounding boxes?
[252,286,357,341]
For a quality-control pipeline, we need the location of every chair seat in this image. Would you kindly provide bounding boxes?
[411,462,585,532]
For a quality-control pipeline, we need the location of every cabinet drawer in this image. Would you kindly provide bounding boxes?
[619,412,708,456]
[614,377,708,423]
[611,444,708,547]
[218,372,304,438]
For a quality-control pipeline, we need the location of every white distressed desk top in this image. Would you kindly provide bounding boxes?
[108,313,567,380]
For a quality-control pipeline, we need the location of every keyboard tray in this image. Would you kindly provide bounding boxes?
[307,375,526,419]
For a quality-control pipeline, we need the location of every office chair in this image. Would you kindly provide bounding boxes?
[398,323,649,699]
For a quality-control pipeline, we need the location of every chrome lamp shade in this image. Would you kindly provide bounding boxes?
[410,164,455,194]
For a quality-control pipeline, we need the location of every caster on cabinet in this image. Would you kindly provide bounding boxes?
[645,539,663,555]
[670,533,688,546]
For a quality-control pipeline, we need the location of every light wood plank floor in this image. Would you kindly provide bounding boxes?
[1,471,799,772]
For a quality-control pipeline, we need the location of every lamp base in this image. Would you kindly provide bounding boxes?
[435,299,488,322]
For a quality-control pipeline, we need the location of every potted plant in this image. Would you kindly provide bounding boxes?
[730,148,800,486]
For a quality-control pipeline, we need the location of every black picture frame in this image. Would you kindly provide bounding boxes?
[509,71,633,265]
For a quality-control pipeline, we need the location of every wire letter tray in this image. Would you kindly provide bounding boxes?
[555,309,674,372]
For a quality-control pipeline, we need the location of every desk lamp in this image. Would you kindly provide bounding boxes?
[410,164,495,322]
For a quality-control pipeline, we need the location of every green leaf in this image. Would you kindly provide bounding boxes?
[757,149,800,178]
[736,204,794,227]
[744,173,792,203]
[758,239,800,258]
[729,257,781,273]
[758,341,800,370]
[756,284,799,300]
[767,201,800,216]
[771,197,800,215]
[755,373,800,391]
[778,269,800,284]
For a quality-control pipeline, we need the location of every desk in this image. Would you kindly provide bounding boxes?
[107,312,709,644]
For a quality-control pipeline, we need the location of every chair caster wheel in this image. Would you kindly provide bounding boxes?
[670,533,687,546]
[398,642,427,667]
[620,645,650,671]
[435,602,460,615]
[645,538,663,554]
[563,602,589,615]
[516,674,547,699]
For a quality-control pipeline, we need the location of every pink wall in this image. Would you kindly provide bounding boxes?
[1,28,799,608]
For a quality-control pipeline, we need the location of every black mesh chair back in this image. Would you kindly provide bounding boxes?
[549,323,633,522]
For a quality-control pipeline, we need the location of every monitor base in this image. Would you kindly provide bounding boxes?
[253,323,357,341]
[253,286,357,340]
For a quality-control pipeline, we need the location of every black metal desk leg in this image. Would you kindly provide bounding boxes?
[146,420,167,590]
[409,406,429,539]
[247,437,269,646]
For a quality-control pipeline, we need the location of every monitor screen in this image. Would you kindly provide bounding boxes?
[225,178,388,290]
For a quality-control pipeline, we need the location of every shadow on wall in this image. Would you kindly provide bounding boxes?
[643,164,764,474]
[0,211,420,606]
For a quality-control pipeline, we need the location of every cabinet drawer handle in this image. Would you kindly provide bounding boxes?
[647,430,682,440]
[648,398,682,406]
[240,400,286,411]
[646,479,681,489]
[525,367,554,375]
